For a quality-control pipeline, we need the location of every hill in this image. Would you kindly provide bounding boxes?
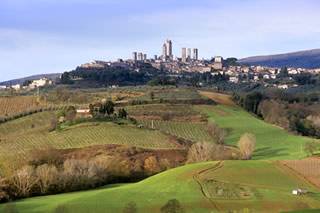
[238,49,320,68]
[0,73,61,86]
[1,160,319,213]
[198,91,314,160]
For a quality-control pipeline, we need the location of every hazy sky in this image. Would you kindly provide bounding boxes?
[1,0,320,81]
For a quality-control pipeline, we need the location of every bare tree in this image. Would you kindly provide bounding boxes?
[238,133,256,160]
[207,123,227,145]
[187,142,217,163]
[10,165,38,197]
[36,164,58,194]
[0,176,9,202]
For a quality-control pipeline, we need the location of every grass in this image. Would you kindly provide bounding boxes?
[2,160,320,213]
[196,105,313,160]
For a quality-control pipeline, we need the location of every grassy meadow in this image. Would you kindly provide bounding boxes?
[197,104,312,160]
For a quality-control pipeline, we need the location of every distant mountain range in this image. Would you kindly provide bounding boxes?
[239,49,320,69]
[0,73,61,86]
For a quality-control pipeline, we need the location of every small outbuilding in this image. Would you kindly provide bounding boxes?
[292,188,308,195]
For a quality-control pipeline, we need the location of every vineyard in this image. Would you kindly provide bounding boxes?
[0,115,180,160]
[0,96,47,118]
[0,111,55,136]
[282,158,320,188]
[137,87,206,101]
[139,120,212,143]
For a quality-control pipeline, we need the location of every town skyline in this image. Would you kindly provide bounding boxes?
[1,0,320,81]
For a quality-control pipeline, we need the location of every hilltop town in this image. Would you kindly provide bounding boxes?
[1,39,320,92]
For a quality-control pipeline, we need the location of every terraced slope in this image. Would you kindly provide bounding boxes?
[0,112,180,160]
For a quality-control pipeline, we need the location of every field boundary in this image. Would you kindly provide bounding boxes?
[277,161,320,190]
[193,161,224,211]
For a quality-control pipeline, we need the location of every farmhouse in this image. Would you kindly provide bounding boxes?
[29,78,53,89]
[76,108,92,118]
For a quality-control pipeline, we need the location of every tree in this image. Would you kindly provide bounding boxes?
[304,141,318,156]
[187,142,217,163]
[36,164,58,194]
[60,72,73,84]
[10,165,38,197]
[100,100,115,116]
[123,202,137,213]
[118,108,128,119]
[207,123,226,145]
[65,106,77,122]
[48,117,58,132]
[238,133,256,160]
[0,176,9,202]
[161,199,184,213]
[150,91,155,101]
[243,92,263,114]
[278,67,289,78]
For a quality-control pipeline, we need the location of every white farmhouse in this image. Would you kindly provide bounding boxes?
[11,84,21,90]
[29,78,53,89]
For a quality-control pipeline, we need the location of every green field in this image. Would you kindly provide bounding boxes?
[2,161,319,213]
[196,105,313,160]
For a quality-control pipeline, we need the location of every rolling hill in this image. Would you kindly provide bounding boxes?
[238,49,320,69]
[0,73,61,86]
[1,161,319,213]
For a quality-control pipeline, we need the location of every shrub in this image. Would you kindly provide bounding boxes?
[118,108,128,119]
[144,156,161,174]
[161,199,184,213]
[123,202,138,213]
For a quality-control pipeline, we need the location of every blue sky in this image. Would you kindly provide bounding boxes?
[1,0,320,81]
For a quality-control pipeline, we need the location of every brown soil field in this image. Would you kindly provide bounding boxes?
[198,91,235,106]
[281,158,320,188]
[0,96,46,117]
